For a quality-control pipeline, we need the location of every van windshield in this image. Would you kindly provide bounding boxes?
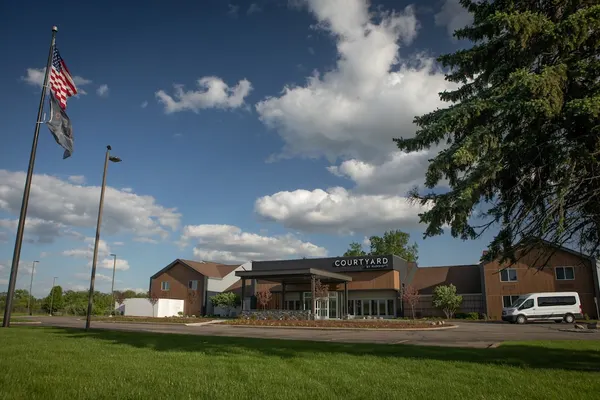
[510,297,529,308]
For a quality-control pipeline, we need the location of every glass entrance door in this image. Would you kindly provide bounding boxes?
[316,297,328,319]
[305,292,338,319]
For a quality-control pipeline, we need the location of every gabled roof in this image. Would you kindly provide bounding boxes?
[481,238,595,265]
[150,259,240,280]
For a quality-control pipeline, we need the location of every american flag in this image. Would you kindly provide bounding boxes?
[49,48,77,110]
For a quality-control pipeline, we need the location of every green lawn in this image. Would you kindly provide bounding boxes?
[0,328,599,400]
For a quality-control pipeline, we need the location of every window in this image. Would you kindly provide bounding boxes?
[161,281,170,291]
[387,299,395,316]
[355,300,362,316]
[188,280,198,290]
[285,300,301,310]
[500,268,517,282]
[555,266,575,281]
[378,300,386,316]
[347,300,354,315]
[519,299,534,310]
[347,299,395,316]
[538,296,577,307]
[503,295,520,308]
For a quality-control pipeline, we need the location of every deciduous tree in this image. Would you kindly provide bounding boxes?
[401,285,420,319]
[343,242,367,257]
[432,284,463,319]
[314,279,329,299]
[147,292,159,317]
[256,289,272,310]
[368,230,418,262]
[395,0,600,263]
[210,292,241,316]
[342,230,418,261]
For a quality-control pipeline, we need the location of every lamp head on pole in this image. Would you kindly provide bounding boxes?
[110,253,116,258]
[109,156,122,163]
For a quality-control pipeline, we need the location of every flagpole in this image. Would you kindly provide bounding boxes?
[2,26,57,328]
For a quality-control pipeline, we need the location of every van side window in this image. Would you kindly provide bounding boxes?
[538,296,576,306]
[519,299,534,310]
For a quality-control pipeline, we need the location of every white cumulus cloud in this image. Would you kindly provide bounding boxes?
[0,170,181,242]
[156,76,252,113]
[96,84,109,97]
[63,238,130,271]
[255,187,432,235]
[179,224,328,263]
[68,175,86,185]
[21,68,92,95]
[252,0,454,235]
[434,0,473,38]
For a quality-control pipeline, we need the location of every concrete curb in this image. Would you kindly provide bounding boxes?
[222,324,459,332]
[185,320,227,327]
[557,328,600,334]
[12,321,42,325]
[79,318,217,326]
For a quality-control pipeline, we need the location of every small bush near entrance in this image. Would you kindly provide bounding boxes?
[454,312,481,320]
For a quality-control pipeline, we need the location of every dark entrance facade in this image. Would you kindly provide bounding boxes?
[236,255,411,319]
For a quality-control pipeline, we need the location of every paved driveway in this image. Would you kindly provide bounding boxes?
[18,316,599,348]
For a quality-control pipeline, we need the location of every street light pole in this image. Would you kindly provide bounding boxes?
[85,146,121,330]
[110,253,117,317]
[27,261,39,316]
[49,276,57,316]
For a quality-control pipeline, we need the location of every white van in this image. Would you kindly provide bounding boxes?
[501,292,583,324]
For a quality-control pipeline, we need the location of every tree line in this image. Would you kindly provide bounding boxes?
[342,229,418,262]
[0,287,148,316]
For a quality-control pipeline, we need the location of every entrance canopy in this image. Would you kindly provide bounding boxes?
[235,268,352,284]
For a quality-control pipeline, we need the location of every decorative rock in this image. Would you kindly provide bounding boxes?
[430,322,437,326]
[574,324,585,329]
[587,322,599,330]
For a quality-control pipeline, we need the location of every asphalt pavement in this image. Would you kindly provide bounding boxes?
[14,316,600,348]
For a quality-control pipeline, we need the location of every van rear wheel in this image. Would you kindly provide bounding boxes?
[564,313,575,324]
[516,315,527,324]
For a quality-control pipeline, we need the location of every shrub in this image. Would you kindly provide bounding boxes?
[432,284,463,319]
[466,312,480,320]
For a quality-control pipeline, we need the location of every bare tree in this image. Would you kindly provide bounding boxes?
[256,289,272,310]
[147,291,159,317]
[187,289,198,316]
[401,285,420,319]
[314,279,329,299]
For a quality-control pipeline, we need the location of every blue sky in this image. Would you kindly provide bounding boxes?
[0,0,497,297]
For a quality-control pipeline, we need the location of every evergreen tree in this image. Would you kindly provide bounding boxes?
[42,285,64,314]
[395,0,600,262]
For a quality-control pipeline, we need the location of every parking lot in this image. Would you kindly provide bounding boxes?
[24,316,600,348]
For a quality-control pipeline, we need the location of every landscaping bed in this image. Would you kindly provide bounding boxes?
[91,316,215,324]
[224,319,449,329]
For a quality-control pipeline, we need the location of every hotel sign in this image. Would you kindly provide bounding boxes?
[333,256,389,269]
